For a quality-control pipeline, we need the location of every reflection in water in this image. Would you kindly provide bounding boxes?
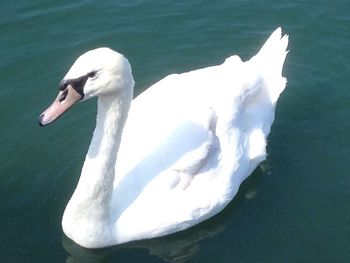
[63,164,267,263]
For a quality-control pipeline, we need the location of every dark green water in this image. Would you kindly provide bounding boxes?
[1,0,349,262]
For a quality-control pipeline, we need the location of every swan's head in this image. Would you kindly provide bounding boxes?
[39,47,134,126]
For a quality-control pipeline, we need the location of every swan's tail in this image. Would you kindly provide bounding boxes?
[250,27,289,105]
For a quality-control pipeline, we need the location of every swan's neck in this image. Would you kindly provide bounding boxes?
[62,91,131,246]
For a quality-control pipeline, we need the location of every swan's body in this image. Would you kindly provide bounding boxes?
[39,28,288,248]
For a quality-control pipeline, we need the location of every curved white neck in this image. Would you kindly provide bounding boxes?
[62,90,132,246]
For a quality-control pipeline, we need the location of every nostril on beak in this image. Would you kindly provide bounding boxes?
[59,89,68,102]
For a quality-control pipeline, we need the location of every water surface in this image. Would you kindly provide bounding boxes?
[1,0,349,262]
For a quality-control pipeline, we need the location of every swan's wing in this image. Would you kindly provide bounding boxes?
[112,29,288,243]
[112,59,278,244]
[113,57,262,218]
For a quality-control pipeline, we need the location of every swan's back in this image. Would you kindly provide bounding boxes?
[112,28,288,244]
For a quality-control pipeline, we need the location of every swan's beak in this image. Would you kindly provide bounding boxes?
[39,84,83,126]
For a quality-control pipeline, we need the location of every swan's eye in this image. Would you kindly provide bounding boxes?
[87,71,97,79]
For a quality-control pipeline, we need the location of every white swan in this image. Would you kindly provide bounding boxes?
[39,28,288,248]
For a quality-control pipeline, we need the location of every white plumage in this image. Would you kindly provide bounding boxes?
[39,28,288,248]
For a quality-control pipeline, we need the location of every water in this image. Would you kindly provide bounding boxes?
[1,0,349,262]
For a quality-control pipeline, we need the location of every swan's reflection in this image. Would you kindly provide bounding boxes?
[63,166,265,263]
[62,213,226,263]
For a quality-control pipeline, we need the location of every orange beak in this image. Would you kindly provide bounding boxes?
[39,84,83,126]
